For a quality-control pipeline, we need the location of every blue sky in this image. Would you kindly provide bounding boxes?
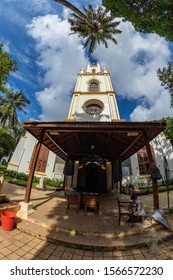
[0,0,173,122]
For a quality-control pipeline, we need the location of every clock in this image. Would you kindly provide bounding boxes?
[85,104,102,115]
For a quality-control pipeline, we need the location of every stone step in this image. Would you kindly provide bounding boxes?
[27,215,162,237]
[16,219,173,251]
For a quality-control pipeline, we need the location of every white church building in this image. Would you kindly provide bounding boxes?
[8,63,173,188]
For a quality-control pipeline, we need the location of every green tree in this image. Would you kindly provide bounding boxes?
[12,122,26,144]
[163,118,173,148]
[0,43,18,93]
[0,89,30,128]
[54,1,121,54]
[0,128,16,162]
[157,63,173,143]
[103,0,173,42]
[157,62,173,107]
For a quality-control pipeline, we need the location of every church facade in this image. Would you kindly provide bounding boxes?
[8,63,173,188]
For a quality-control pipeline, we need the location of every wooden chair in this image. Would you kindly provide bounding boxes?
[118,199,136,227]
[84,195,99,215]
[66,193,80,214]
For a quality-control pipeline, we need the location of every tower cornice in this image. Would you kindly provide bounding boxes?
[78,72,110,76]
[72,91,115,95]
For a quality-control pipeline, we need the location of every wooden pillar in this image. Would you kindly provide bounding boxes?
[72,161,79,188]
[62,158,68,191]
[24,130,45,203]
[144,132,159,209]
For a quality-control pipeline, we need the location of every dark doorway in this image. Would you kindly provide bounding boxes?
[77,162,106,192]
[86,163,99,191]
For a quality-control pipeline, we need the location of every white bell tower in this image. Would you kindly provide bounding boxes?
[68,63,120,121]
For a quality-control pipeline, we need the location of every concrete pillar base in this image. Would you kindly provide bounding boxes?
[17,201,34,219]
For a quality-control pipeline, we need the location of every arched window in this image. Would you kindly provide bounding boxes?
[137,146,155,175]
[89,81,99,92]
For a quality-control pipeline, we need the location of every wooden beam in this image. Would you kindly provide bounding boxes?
[24,129,45,203]
[45,132,68,160]
[120,133,143,158]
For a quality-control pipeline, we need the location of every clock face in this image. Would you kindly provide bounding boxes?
[85,104,102,115]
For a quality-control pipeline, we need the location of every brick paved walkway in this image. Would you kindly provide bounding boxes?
[0,227,173,260]
[0,182,173,260]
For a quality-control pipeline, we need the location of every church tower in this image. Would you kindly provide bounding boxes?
[68,63,120,121]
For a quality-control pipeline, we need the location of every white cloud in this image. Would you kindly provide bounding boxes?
[130,89,173,121]
[93,20,172,120]
[27,14,88,120]
[27,10,172,122]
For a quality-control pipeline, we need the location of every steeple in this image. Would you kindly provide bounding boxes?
[86,63,101,73]
[68,63,120,121]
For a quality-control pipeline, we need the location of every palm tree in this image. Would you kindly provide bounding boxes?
[54,1,122,54]
[0,89,30,128]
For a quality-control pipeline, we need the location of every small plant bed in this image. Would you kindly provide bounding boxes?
[4,174,63,191]
[122,185,173,196]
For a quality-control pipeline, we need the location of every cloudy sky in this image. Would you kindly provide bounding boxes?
[0,0,173,122]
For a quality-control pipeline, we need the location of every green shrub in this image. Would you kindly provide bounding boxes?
[4,169,16,178]
[44,178,62,188]
[168,207,173,214]
[0,164,7,172]
[33,176,39,184]
[16,172,28,181]
[1,159,8,166]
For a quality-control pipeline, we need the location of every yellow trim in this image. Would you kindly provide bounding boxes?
[26,170,46,176]
[139,175,150,179]
[72,91,115,95]
[63,119,77,122]
[78,73,110,76]
[112,119,126,122]
[163,138,173,141]
[21,136,28,138]
[8,162,19,167]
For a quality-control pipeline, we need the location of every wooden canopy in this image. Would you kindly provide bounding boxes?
[23,120,166,163]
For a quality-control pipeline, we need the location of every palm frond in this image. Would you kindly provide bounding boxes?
[67,3,122,54]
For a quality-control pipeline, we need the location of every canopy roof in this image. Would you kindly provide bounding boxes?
[23,120,166,163]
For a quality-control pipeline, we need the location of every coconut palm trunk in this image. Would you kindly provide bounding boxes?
[53,0,87,20]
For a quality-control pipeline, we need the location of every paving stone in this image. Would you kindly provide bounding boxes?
[60,252,73,259]
[112,251,123,257]
[37,252,50,259]
[83,250,93,257]
[134,253,146,260]
[0,252,5,258]
[1,247,12,256]
[8,253,20,260]
[64,247,75,254]
[7,244,19,252]
[15,248,28,257]
[113,256,123,260]
[82,256,93,260]
[1,240,12,247]
[74,249,84,256]
[72,254,83,260]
